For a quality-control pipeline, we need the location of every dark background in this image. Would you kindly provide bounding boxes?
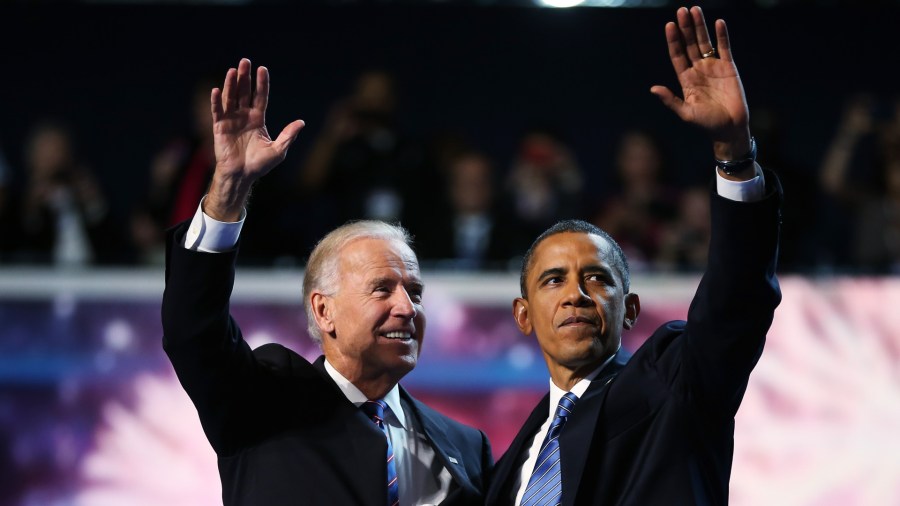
[4,4,896,217]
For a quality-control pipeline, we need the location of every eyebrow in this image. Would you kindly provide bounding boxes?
[537,267,567,283]
[367,277,396,289]
[537,265,613,283]
[367,277,425,292]
[583,265,614,277]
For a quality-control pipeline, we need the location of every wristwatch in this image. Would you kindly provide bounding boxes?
[715,137,757,175]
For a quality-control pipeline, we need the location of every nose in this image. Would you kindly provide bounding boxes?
[391,287,418,319]
[562,280,592,307]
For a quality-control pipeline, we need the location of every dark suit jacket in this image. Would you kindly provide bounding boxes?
[161,224,492,506]
[487,171,783,506]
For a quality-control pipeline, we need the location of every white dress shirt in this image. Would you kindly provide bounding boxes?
[183,197,246,252]
[512,352,618,506]
[322,360,452,506]
[715,164,766,203]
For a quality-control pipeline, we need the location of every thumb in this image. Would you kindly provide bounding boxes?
[272,119,306,156]
[650,86,688,121]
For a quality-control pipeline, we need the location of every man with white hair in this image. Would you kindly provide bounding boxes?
[162,58,491,506]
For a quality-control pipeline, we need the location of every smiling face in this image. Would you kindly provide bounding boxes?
[514,232,640,386]
[315,237,425,389]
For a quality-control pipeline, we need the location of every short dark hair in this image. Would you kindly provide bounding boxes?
[519,220,630,298]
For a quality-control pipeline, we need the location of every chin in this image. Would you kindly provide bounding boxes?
[386,354,418,377]
[560,344,608,367]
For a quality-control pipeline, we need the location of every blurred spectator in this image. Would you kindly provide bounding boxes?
[130,78,217,264]
[854,99,900,273]
[592,129,679,270]
[657,186,710,272]
[504,127,584,250]
[882,96,900,148]
[817,93,882,270]
[414,151,519,269]
[296,70,426,232]
[15,121,120,266]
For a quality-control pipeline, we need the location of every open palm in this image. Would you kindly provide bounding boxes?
[212,59,304,180]
[651,7,750,152]
[204,59,304,220]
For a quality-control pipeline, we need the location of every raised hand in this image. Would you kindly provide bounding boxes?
[206,58,305,221]
[651,7,751,161]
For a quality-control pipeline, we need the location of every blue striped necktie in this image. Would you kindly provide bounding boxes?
[521,392,578,506]
[361,400,400,506]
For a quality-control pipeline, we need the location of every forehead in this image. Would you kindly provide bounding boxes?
[529,232,613,277]
[337,237,420,279]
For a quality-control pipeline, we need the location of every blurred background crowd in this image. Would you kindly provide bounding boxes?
[4,83,900,274]
[2,3,898,275]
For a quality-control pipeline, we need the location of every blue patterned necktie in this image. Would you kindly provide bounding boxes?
[521,392,579,506]
[361,400,400,506]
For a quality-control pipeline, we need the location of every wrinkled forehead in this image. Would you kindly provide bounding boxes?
[338,236,421,277]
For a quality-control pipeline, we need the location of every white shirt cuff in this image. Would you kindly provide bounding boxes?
[715,163,766,203]
[183,197,246,253]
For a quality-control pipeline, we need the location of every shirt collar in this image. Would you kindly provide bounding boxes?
[323,358,407,429]
[547,349,618,419]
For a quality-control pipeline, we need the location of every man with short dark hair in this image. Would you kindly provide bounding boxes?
[486,7,782,505]
[162,59,491,506]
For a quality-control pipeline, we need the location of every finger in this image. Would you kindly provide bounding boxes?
[665,21,690,75]
[222,68,238,112]
[271,119,306,157]
[716,19,734,61]
[253,66,270,115]
[690,6,714,56]
[650,85,689,121]
[676,6,702,61]
[237,58,252,109]
[210,88,224,123]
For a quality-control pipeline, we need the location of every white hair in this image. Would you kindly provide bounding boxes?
[303,221,413,345]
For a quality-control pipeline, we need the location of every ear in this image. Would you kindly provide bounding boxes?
[622,293,641,330]
[512,297,533,335]
[310,292,336,336]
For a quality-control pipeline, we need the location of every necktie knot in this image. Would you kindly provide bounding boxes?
[361,399,388,426]
[555,391,578,420]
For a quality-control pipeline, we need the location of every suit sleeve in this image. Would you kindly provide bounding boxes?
[669,169,783,416]
[161,221,270,455]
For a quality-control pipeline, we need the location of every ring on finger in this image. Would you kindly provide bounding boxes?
[701,48,719,59]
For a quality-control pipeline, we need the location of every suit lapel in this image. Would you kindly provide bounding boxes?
[312,356,386,504]
[485,393,551,506]
[559,355,626,506]
[400,387,479,498]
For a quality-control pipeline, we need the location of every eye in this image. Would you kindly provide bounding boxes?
[406,283,424,303]
[586,273,614,286]
[543,276,563,286]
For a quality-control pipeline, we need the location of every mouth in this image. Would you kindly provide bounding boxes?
[559,315,598,328]
[381,330,415,342]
